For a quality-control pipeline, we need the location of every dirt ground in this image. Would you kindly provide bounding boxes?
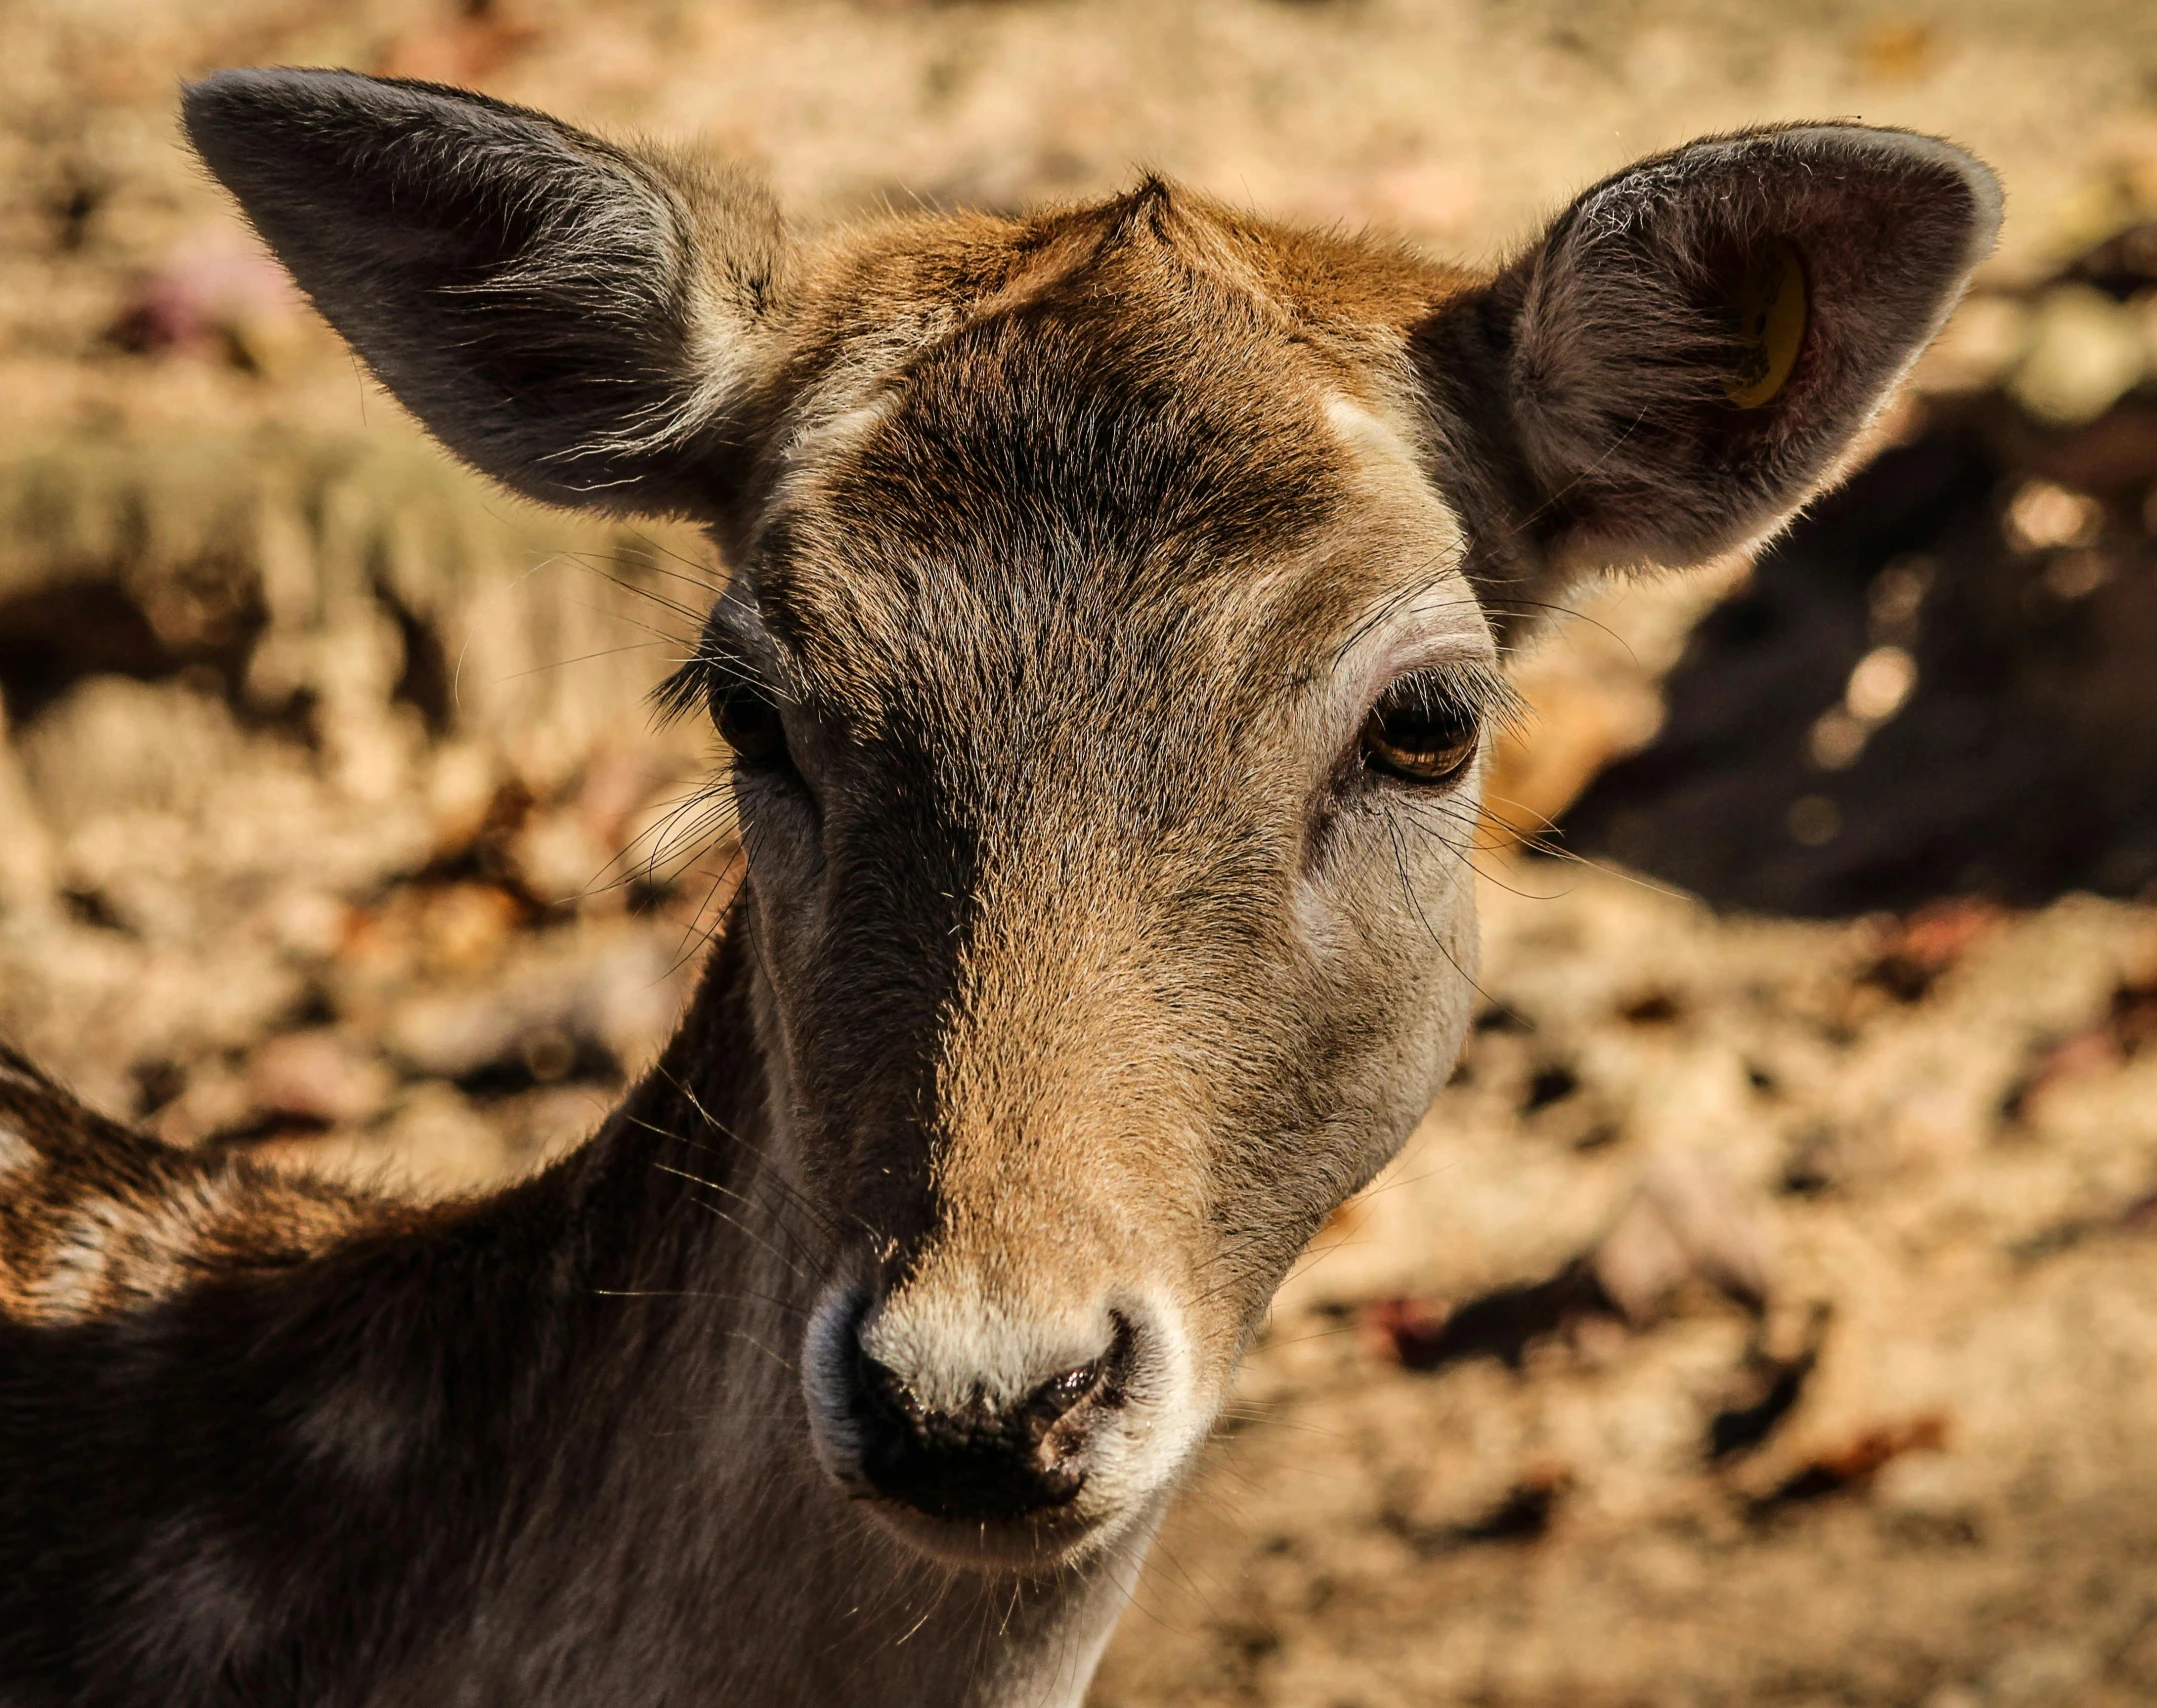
[5,2,2157,1703]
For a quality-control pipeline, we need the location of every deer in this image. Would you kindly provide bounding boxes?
[0,67,1996,1707]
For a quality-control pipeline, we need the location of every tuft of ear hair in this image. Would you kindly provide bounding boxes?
[1450,124,2000,586]
[183,69,793,518]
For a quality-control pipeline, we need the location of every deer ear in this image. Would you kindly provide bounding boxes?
[183,69,792,517]
[1446,125,1999,585]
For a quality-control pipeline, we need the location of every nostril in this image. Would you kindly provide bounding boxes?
[1028,1357,1102,1420]
[840,1310,1136,1523]
[851,1341,913,1428]
[1022,1310,1134,1424]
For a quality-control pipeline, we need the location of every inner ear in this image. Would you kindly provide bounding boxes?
[184,69,792,519]
[1718,238,1807,410]
[1472,125,2001,581]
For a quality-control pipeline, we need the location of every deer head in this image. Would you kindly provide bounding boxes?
[186,71,1997,1572]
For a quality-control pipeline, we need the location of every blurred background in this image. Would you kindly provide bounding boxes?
[5,1,2157,1702]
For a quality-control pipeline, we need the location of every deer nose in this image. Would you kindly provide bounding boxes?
[843,1313,1132,1522]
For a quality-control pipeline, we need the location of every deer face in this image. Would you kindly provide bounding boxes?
[728,262,1508,1561]
[187,73,1998,1570]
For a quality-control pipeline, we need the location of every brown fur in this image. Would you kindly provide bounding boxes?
[0,70,2000,1707]
[0,1047,399,1325]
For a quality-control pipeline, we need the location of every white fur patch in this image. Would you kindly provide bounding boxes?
[28,1172,234,1323]
[860,1273,1114,1415]
[1324,393,1465,553]
[763,387,906,528]
[0,1123,33,1177]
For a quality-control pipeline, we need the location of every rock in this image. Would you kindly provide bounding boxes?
[1872,1450,1985,1534]
[382,929,688,1084]
[0,698,53,913]
[1593,1152,1774,1324]
[105,240,300,367]
[17,678,251,830]
[261,1080,512,1197]
[1979,1644,2097,1708]
[248,1029,394,1127]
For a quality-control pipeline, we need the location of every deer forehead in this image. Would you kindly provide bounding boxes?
[739,316,1485,746]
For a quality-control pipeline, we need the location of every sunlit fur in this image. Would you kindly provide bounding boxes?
[0,69,1998,1708]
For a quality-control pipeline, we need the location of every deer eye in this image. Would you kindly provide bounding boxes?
[714,680,790,770]
[1360,671,1483,785]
